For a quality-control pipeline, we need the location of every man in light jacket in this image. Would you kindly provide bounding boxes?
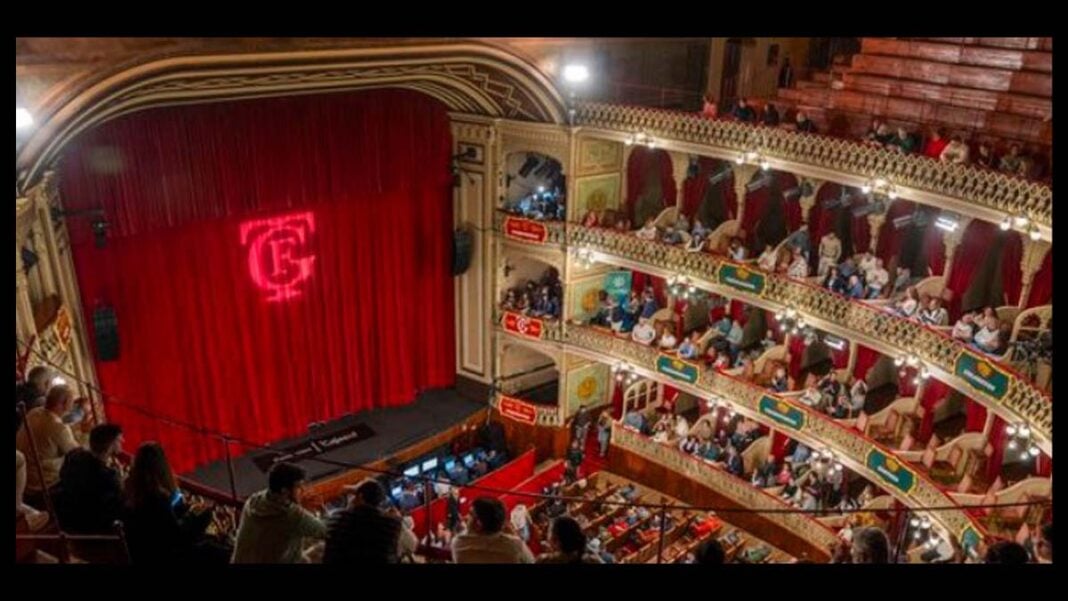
[232,462,327,563]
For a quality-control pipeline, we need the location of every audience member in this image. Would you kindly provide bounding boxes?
[787,250,809,279]
[795,111,817,133]
[851,526,890,563]
[975,141,996,169]
[865,259,890,299]
[16,366,53,411]
[817,231,842,278]
[15,412,49,532]
[55,423,125,535]
[822,266,846,295]
[998,144,1024,175]
[678,331,701,360]
[762,103,781,127]
[537,516,603,563]
[636,218,658,241]
[596,413,612,458]
[701,94,719,120]
[695,538,726,564]
[323,479,406,564]
[984,540,1029,564]
[845,274,865,299]
[888,127,916,154]
[452,497,535,564]
[919,297,949,326]
[728,237,747,261]
[940,135,970,164]
[895,287,920,318]
[732,98,756,123]
[973,317,1003,354]
[922,128,949,159]
[231,462,327,563]
[16,384,83,502]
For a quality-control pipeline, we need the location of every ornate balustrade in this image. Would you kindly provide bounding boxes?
[489,392,563,427]
[501,323,991,550]
[611,422,840,553]
[563,224,1052,453]
[574,102,1052,234]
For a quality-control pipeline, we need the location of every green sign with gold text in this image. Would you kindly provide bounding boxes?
[954,349,1010,400]
[717,262,766,296]
[758,395,807,431]
[656,354,700,385]
[866,448,917,494]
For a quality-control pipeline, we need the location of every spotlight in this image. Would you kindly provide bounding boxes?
[1000,217,1012,231]
[1006,424,1017,437]
[16,107,33,130]
[51,376,66,387]
[910,518,921,528]
[1029,227,1042,241]
[1028,446,1041,457]
[1014,216,1029,228]
[1007,440,1018,451]
[563,64,590,83]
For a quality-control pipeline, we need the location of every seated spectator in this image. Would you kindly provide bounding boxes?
[231,462,327,564]
[510,504,533,544]
[722,444,744,477]
[895,287,920,318]
[940,135,970,164]
[581,209,599,227]
[725,319,744,360]
[769,367,789,393]
[537,515,602,563]
[865,259,890,299]
[985,540,1029,564]
[822,266,847,295]
[658,327,679,351]
[728,237,747,261]
[973,318,1003,354]
[691,218,711,243]
[623,410,646,433]
[635,218,658,241]
[851,527,890,563]
[857,252,877,277]
[888,127,916,154]
[952,312,977,342]
[453,497,535,564]
[892,267,912,296]
[762,103,781,127]
[632,319,657,346]
[16,365,53,411]
[919,297,949,326]
[757,245,778,272]
[15,412,49,532]
[845,274,865,299]
[695,538,726,564]
[122,442,229,564]
[795,111,817,133]
[799,386,822,408]
[731,98,756,123]
[678,331,701,360]
[640,287,659,320]
[838,257,858,280]
[55,423,125,535]
[787,250,810,279]
[16,384,83,504]
[998,144,1024,175]
[675,213,690,233]
[701,94,719,120]
[975,141,996,169]
[323,479,407,564]
[866,121,893,146]
[608,297,625,333]
[850,378,867,414]
[662,225,684,246]
[922,128,949,159]
[674,415,691,440]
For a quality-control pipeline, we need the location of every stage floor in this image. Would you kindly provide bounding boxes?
[184,387,486,498]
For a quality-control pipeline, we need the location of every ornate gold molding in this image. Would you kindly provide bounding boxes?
[574,102,1052,237]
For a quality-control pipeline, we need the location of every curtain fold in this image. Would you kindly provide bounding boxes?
[853,345,882,383]
[917,379,951,442]
[624,148,675,226]
[986,416,1007,483]
[59,90,456,473]
[965,400,988,433]
[945,220,1000,320]
[1026,249,1053,308]
[999,231,1024,306]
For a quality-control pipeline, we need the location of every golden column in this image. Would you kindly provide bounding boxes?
[1016,238,1052,308]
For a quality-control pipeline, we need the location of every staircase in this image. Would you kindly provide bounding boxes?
[774,38,1052,151]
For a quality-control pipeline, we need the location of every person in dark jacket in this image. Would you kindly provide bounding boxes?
[121,442,227,564]
[323,479,403,564]
[731,98,756,123]
[778,57,795,89]
[762,103,781,127]
[55,424,125,534]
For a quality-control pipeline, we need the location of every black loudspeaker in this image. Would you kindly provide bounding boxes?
[452,228,474,276]
[93,304,120,362]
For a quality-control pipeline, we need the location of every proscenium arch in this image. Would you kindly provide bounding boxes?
[17,42,568,194]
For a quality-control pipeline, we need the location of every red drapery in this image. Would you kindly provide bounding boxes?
[631,270,668,307]
[59,90,456,473]
[1035,454,1052,478]
[986,416,1007,482]
[780,174,802,233]
[922,222,946,276]
[1000,231,1024,306]
[917,379,951,442]
[853,345,882,382]
[875,200,917,263]
[771,429,790,462]
[740,177,770,249]
[965,400,988,433]
[612,384,625,419]
[681,157,719,219]
[788,336,807,383]
[1026,249,1053,307]
[946,220,1000,320]
[624,147,676,225]
[851,202,872,255]
[829,343,850,370]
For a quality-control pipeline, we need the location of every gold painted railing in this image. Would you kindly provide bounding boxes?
[564,224,1052,451]
[611,422,839,554]
[503,323,990,549]
[574,102,1052,230]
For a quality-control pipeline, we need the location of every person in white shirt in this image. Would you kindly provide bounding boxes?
[865,259,890,299]
[15,385,83,497]
[658,328,678,350]
[452,497,535,564]
[678,331,701,359]
[787,251,810,279]
[951,312,977,342]
[631,320,657,345]
[756,245,778,272]
[895,287,920,318]
[940,136,970,165]
[973,318,1002,354]
[799,386,822,407]
[674,415,690,440]
[635,218,658,241]
[818,232,842,278]
[919,297,949,326]
[857,252,878,278]
[849,378,867,414]
[728,237,747,261]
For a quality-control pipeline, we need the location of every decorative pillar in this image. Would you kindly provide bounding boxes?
[1017,239,1052,308]
[846,340,858,377]
[866,212,887,254]
[799,178,825,225]
[732,164,758,225]
[15,198,38,363]
[670,152,689,211]
[941,217,972,280]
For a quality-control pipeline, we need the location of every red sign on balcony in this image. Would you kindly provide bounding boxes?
[502,311,543,339]
[503,217,549,243]
[499,395,538,425]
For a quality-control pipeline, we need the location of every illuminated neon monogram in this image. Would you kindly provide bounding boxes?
[240,212,317,302]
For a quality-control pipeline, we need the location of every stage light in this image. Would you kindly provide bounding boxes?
[51,376,66,387]
[1014,215,1029,228]
[563,64,590,83]
[1000,217,1012,231]
[1029,446,1041,457]
[1019,425,1031,438]
[759,159,770,171]
[910,518,921,528]
[1005,424,1017,437]
[1007,440,1018,451]
[16,107,33,130]
[1029,226,1042,241]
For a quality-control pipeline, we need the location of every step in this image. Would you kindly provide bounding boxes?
[908,37,1051,51]
[861,38,1051,74]
[851,54,1051,97]
[840,73,1052,119]
[811,71,832,84]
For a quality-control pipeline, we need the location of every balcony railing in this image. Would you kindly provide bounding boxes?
[499,323,991,551]
[611,422,840,553]
[490,392,563,427]
[573,101,1052,231]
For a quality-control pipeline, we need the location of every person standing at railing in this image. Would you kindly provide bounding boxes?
[231,462,327,564]
[701,94,719,120]
[818,231,842,279]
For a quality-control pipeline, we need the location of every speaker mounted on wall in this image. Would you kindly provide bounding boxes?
[93,303,120,361]
[452,227,474,276]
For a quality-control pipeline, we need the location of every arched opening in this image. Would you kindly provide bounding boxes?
[498,344,559,408]
[499,253,562,321]
[502,151,566,221]
[624,147,676,228]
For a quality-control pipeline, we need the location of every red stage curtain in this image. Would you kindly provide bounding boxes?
[624,148,675,225]
[59,90,456,473]
[1000,231,1024,306]
[986,416,1007,482]
[965,400,988,433]
[853,345,882,382]
[946,220,999,320]
[1026,249,1053,307]
[917,379,951,442]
